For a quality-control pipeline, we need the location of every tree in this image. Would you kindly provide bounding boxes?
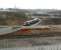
[14,12,27,19]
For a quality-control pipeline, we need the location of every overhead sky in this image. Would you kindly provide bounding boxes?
[0,0,61,9]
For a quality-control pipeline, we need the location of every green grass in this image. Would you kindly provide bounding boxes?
[16,35,32,38]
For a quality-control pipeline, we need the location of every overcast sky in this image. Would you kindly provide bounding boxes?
[0,0,61,9]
